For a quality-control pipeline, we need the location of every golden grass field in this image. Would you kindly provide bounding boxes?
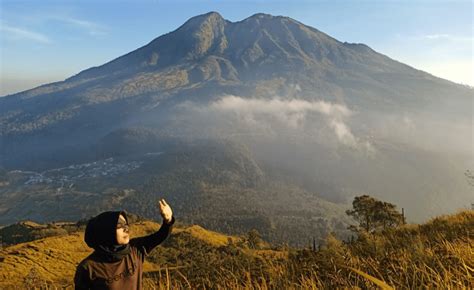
[0,210,472,289]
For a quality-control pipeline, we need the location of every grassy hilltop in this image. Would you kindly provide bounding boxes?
[0,210,472,289]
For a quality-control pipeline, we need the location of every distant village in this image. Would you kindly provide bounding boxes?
[13,158,143,187]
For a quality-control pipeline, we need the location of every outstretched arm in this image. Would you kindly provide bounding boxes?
[130,199,174,255]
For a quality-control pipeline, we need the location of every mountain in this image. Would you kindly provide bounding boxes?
[1,12,471,170]
[0,12,472,235]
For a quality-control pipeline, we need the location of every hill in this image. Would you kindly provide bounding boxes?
[0,210,472,288]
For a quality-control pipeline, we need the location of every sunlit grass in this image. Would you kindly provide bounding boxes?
[1,210,472,289]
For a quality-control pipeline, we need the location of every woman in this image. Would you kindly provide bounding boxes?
[74,199,174,290]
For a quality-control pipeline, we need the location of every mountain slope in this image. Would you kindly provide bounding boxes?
[0,12,472,234]
[1,12,470,151]
[0,138,350,246]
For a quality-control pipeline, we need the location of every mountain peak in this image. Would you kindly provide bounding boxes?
[174,11,228,58]
[22,12,454,104]
[202,11,224,20]
[179,11,226,30]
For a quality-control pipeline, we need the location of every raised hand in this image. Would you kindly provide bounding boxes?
[158,198,173,223]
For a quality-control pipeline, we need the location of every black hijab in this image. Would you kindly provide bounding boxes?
[85,211,131,262]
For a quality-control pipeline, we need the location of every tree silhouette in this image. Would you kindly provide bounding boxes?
[346,195,405,233]
[246,229,263,249]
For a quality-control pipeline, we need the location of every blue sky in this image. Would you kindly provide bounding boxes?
[1,0,472,95]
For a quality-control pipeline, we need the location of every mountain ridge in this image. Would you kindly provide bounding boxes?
[0,12,472,232]
[3,11,450,101]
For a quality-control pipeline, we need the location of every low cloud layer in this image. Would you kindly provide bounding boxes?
[209,96,351,118]
[158,94,472,221]
[178,95,374,154]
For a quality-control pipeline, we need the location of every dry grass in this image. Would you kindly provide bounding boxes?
[173,224,239,247]
[1,210,472,289]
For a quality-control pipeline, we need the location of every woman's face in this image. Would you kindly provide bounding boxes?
[116,215,130,245]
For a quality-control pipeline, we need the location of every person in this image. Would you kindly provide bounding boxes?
[74,199,174,290]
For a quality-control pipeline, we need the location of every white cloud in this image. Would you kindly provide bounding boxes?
[0,24,51,44]
[209,96,352,118]
[421,34,472,42]
[423,34,450,40]
[181,95,373,153]
[1,12,107,41]
[329,119,357,147]
[52,16,107,36]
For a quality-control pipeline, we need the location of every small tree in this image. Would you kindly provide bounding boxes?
[246,229,263,249]
[346,195,405,233]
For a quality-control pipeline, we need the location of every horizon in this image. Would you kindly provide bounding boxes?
[1,0,472,96]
